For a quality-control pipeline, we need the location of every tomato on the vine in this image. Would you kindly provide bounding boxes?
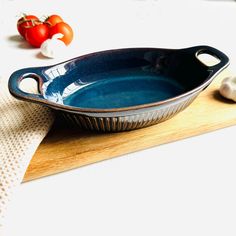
[49,22,73,45]
[16,13,74,49]
[25,23,50,48]
[17,14,39,38]
[45,14,63,27]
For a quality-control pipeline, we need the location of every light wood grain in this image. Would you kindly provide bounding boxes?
[23,70,236,182]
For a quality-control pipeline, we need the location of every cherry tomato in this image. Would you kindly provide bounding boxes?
[25,23,50,48]
[17,14,39,38]
[49,22,73,45]
[45,14,63,27]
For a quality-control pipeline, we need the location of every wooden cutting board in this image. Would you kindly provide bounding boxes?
[23,69,236,182]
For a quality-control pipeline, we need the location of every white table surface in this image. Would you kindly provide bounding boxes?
[1,0,236,235]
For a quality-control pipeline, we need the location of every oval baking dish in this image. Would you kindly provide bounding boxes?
[9,45,229,132]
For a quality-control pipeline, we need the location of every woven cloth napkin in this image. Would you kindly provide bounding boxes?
[0,78,54,229]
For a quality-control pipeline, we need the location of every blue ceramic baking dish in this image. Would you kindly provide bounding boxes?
[8,45,229,132]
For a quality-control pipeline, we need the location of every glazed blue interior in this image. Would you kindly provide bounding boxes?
[63,72,184,109]
[43,48,210,109]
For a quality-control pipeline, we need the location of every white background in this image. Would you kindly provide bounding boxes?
[1,0,236,235]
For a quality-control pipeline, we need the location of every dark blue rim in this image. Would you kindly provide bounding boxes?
[8,45,229,114]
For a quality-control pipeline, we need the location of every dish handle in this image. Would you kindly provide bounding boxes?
[183,45,229,75]
[8,67,48,105]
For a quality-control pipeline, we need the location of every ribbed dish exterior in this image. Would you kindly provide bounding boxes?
[62,93,199,132]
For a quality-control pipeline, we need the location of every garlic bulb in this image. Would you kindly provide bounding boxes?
[40,33,67,58]
[219,76,236,102]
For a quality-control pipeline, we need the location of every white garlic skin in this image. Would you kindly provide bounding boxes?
[40,33,67,58]
[219,76,236,102]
